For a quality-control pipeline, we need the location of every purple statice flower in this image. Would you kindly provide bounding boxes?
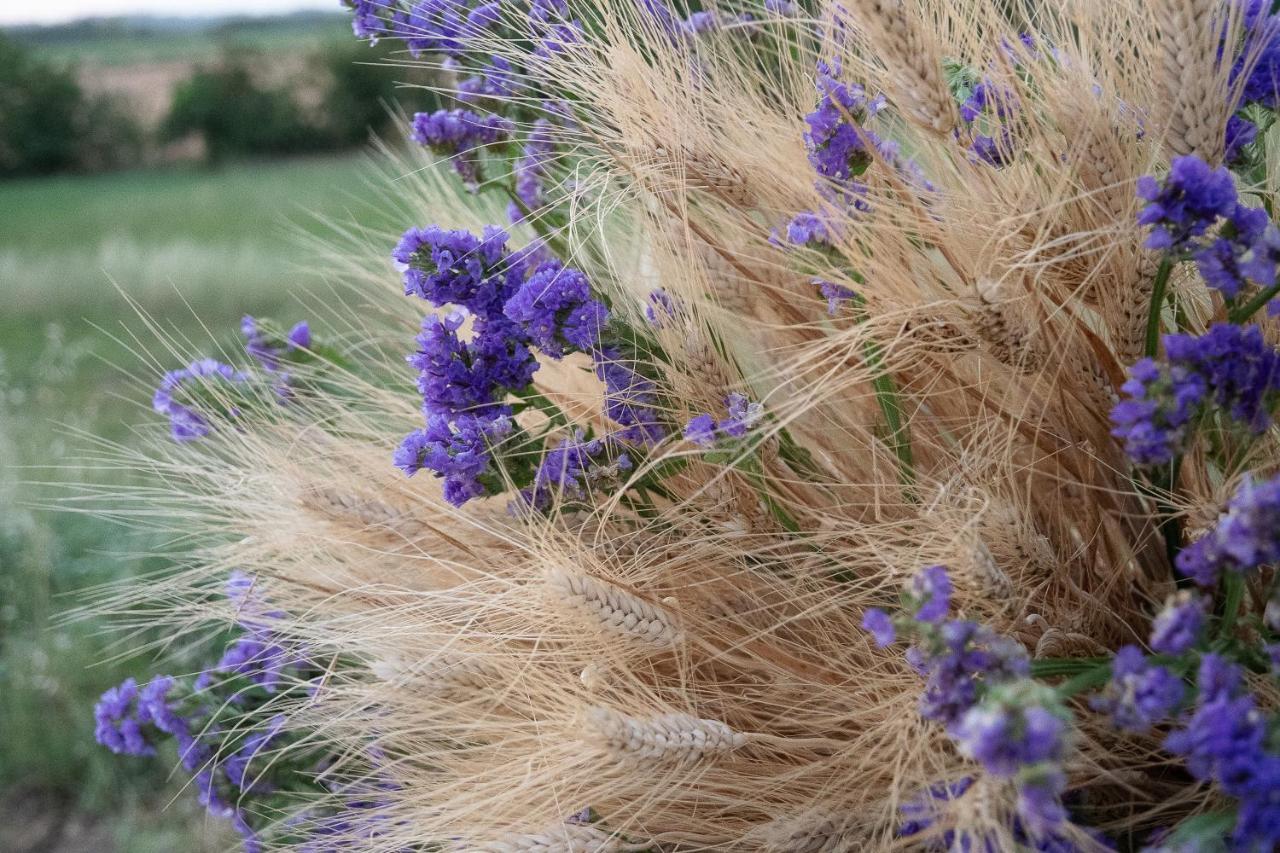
[212,635,293,694]
[1165,323,1280,432]
[1164,654,1280,850]
[1089,645,1184,733]
[397,0,501,58]
[634,0,681,39]
[683,413,717,446]
[643,288,677,327]
[682,10,719,35]
[1193,203,1280,298]
[532,20,583,60]
[861,608,896,647]
[594,349,666,444]
[1136,155,1238,252]
[288,321,311,349]
[393,224,517,315]
[911,564,952,624]
[1234,14,1280,109]
[410,109,513,188]
[1109,356,1204,465]
[507,119,556,224]
[917,619,1031,727]
[720,392,763,437]
[458,55,521,103]
[1113,324,1280,465]
[764,0,797,15]
[953,683,1071,834]
[503,261,609,357]
[970,129,1016,167]
[1149,591,1207,655]
[153,358,246,443]
[960,80,1016,123]
[241,316,312,372]
[816,279,857,314]
[524,430,633,509]
[785,209,839,247]
[1226,113,1259,164]
[803,59,881,184]
[94,677,155,756]
[1177,474,1280,587]
[224,714,287,792]
[897,777,975,839]
[683,393,764,446]
[409,311,538,418]
[347,0,387,41]
[395,409,514,506]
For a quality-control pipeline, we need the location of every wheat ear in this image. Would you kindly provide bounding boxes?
[848,0,957,135]
[1154,0,1228,162]
[583,707,749,767]
[546,569,684,649]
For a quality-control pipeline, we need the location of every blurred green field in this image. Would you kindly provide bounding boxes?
[0,154,399,851]
[29,13,350,67]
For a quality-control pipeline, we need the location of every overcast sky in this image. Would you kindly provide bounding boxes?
[0,0,339,26]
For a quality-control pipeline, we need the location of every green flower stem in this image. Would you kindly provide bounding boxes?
[1055,662,1114,699]
[1228,282,1280,324]
[1030,657,1110,679]
[1218,572,1245,641]
[850,299,916,502]
[1144,257,1174,358]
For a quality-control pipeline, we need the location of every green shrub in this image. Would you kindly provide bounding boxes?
[0,33,140,177]
[162,56,317,163]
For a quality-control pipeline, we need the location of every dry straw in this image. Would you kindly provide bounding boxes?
[88,0,1278,849]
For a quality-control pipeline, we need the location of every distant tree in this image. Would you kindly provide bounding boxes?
[162,56,317,163]
[0,33,89,176]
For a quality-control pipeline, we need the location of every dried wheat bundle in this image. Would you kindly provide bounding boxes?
[87,0,1280,850]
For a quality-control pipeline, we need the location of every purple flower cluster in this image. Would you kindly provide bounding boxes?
[411,108,513,188]
[1177,473,1280,587]
[1111,324,1280,465]
[864,568,1076,839]
[395,410,515,505]
[1193,202,1280,299]
[523,430,633,509]
[898,776,1112,851]
[960,79,1019,167]
[1136,155,1280,302]
[595,348,666,444]
[683,392,764,446]
[953,682,1071,836]
[1232,10,1280,111]
[1149,591,1207,655]
[393,224,516,313]
[242,315,310,374]
[1137,156,1239,252]
[816,279,857,314]
[502,261,609,357]
[507,118,556,223]
[803,59,884,184]
[94,574,319,852]
[153,358,245,442]
[409,311,537,416]
[1089,646,1184,733]
[1164,655,1280,850]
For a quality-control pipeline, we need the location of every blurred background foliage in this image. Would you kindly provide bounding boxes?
[0,10,417,851]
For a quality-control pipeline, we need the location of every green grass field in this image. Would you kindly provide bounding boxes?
[0,153,400,851]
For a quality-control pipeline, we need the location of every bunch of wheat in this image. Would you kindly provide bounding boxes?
[87,0,1280,850]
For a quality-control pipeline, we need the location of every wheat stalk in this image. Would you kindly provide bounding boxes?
[1153,0,1229,162]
